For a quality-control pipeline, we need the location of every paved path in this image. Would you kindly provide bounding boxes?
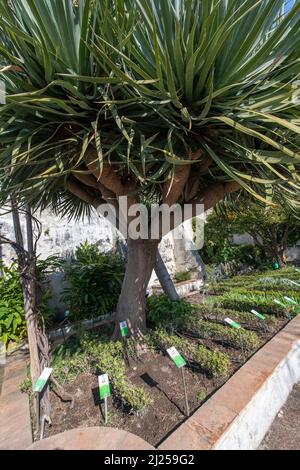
[27,427,154,450]
[0,350,32,450]
[259,382,300,450]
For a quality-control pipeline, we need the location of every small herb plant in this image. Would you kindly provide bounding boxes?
[52,333,152,413]
[151,329,230,377]
[147,294,196,327]
[174,271,191,283]
[0,264,26,346]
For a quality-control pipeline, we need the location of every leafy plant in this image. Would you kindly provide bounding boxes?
[197,389,207,402]
[174,271,192,283]
[147,294,196,327]
[1,0,300,336]
[60,242,125,321]
[52,333,152,413]
[213,291,299,318]
[151,329,230,378]
[181,316,259,351]
[0,264,26,346]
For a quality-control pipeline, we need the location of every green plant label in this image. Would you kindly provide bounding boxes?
[288,280,300,287]
[224,317,241,330]
[119,320,129,337]
[274,299,287,308]
[251,309,265,320]
[284,296,298,305]
[33,367,52,393]
[98,374,111,400]
[167,347,186,368]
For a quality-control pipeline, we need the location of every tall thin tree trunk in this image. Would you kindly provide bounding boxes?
[113,238,160,339]
[11,202,41,384]
[154,250,179,300]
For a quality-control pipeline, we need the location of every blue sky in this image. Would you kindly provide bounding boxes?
[285,0,296,13]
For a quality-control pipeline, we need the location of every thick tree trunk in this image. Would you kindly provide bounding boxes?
[113,238,160,339]
[154,250,179,301]
[22,270,41,384]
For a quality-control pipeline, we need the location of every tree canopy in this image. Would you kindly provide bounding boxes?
[0,0,300,220]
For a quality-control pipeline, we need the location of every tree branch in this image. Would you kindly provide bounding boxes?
[65,179,103,209]
[85,152,125,196]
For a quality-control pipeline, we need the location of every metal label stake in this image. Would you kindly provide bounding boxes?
[33,367,53,434]
[167,346,190,417]
[181,366,190,417]
[224,318,245,361]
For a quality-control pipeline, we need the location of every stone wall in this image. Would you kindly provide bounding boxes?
[0,209,204,281]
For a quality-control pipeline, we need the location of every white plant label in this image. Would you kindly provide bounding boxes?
[274,299,286,307]
[98,373,111,399]
[224,317,241,330]
[288,280,300,287]
[167,347,186,368]
[33,367,53,393]
[284,296,297,305]
[251,309,265,320]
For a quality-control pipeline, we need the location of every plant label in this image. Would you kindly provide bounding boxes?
[167,347,186,368]
[33,367,53,393]
[251,309,265,320]
[119,320,129,337]
[274,299,287,307]
[295,268,300,274]
[98,374,111,400]
[284,296,297,305]
[288,280,300,287]
[224,317,241,330]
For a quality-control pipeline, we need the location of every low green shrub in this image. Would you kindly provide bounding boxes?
[215,291,299,317]
[181,316,259,351]
[52,334,152,413]
[0,264,26,346]
[60,242,125,321]
[151,329,230,377]
[174,271,191,283]
[147,294,196,327]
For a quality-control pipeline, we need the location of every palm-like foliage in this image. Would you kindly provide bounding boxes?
[0,0,300,217]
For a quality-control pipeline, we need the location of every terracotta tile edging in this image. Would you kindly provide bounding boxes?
[159,315,300,451]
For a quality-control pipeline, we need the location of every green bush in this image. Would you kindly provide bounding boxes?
[214,291,299,317]
[174,271,191,283]
[60,242,125,321]
[0,264,26,346]
[151,329,230,377]
[0,259,58,344]
[147,294,196,327]
[52,334,152,413]
[202,242,266,268]
[181,316,259,351]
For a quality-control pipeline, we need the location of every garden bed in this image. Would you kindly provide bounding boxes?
[39,332,281,447]
[27,267,299,447]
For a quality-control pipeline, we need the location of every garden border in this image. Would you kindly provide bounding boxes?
[159,314,300,450]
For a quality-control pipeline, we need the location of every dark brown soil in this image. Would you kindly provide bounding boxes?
[38,317,287,448]
[41,351,235,447]
[31,289,289,447]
